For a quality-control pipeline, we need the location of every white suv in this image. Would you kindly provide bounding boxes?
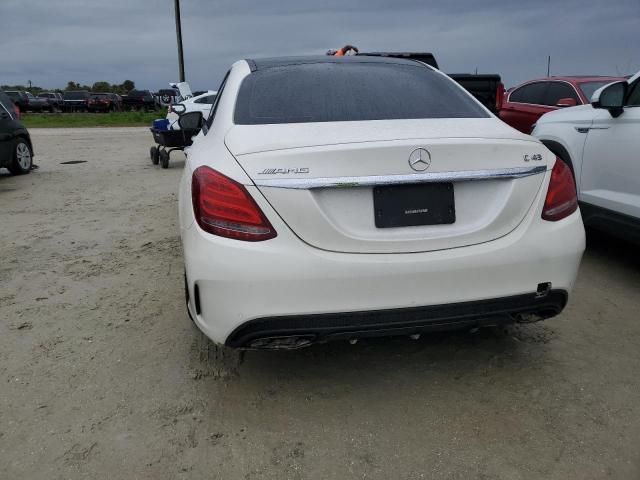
[532,72,640,243]
[167,90,218,127]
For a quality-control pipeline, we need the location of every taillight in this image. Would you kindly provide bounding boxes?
[542,158,578,221]
[192,166,277,241]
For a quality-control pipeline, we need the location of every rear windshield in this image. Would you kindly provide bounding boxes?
[64,91,89,99]
[234,62,488,125]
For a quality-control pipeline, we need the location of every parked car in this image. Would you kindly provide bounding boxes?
[63,91,90,112]
[121,89,156,111]
[87,93,122,112]
[4,91,50,112]
[179,55,584,352]
[166,90,217,126]
[38,92,64,111]
[533,72,640,243]
[0,92,33,174]
[499,76,626,133]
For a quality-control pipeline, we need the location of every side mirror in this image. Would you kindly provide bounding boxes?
[178,111,204,130]
[591,81,627,117]
[556,97,577,108]
[170,103,186,114]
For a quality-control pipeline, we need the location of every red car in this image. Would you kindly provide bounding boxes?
[499,76,625,133]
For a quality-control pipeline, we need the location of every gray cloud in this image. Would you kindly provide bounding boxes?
[1,0,638,91]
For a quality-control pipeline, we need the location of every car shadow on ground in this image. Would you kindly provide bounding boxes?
[0,168,37,189]
[204,321,556,396]
[583,227,640,269]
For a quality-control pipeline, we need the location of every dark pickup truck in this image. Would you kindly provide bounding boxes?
[4,91,52,112]
[63,91,91,112]
[121,90,156,111]
[358,52,504,114]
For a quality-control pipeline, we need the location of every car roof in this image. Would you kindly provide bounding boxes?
[517,75,625,86]
[245,55,428,72]
[551,75,625,83]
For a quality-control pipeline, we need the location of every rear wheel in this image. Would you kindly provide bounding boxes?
[150,146,159,165]
[160,149,169,169]
[8,139,32,175]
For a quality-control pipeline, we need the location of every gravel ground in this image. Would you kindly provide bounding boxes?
[1,128,639,480]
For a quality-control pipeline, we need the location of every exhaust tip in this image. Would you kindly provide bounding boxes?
[536,282,552,298]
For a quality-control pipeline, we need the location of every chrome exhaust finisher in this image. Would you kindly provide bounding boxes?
[248,335,315,350]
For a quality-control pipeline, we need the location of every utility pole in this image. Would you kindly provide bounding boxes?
[547,55,551,77]
[174,0,186,82]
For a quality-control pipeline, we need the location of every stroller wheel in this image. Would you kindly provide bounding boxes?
[150,146,160,165]
[160,150,169,169]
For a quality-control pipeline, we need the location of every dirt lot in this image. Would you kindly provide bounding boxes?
[1,128,639,479]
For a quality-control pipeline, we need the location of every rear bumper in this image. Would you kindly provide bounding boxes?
[226,290,567,348]
[182,190,585,346]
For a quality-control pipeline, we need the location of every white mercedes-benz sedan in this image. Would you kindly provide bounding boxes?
[178,55,585,350]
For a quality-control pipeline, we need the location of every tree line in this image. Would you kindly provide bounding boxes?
[1,80,138,95]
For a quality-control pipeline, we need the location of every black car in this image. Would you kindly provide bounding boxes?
[63,91,90,112]
[0,92,33,174]
[121,89,156,111]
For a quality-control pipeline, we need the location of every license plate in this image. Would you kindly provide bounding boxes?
[373,183,455,228]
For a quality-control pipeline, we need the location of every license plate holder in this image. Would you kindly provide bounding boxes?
[374,183,455,228]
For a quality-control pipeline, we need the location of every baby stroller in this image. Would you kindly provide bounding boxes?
[148,111,204,169]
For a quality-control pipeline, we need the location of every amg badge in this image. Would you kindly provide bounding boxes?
[258,168,310,175]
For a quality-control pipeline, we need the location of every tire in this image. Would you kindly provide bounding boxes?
[150,146,160,165]
[8,138,32,175]
[160,149,169,169]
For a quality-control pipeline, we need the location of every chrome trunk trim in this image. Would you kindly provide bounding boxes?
[253,166,547,190]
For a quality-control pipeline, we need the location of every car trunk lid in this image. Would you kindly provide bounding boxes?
[226,119,550,254]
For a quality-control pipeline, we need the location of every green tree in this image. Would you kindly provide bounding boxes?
[92,81,112,93]
[121,80,135,92]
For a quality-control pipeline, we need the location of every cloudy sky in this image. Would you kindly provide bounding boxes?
[2,0,638,91]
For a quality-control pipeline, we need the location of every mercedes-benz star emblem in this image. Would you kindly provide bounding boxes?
[408,148,431,172]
